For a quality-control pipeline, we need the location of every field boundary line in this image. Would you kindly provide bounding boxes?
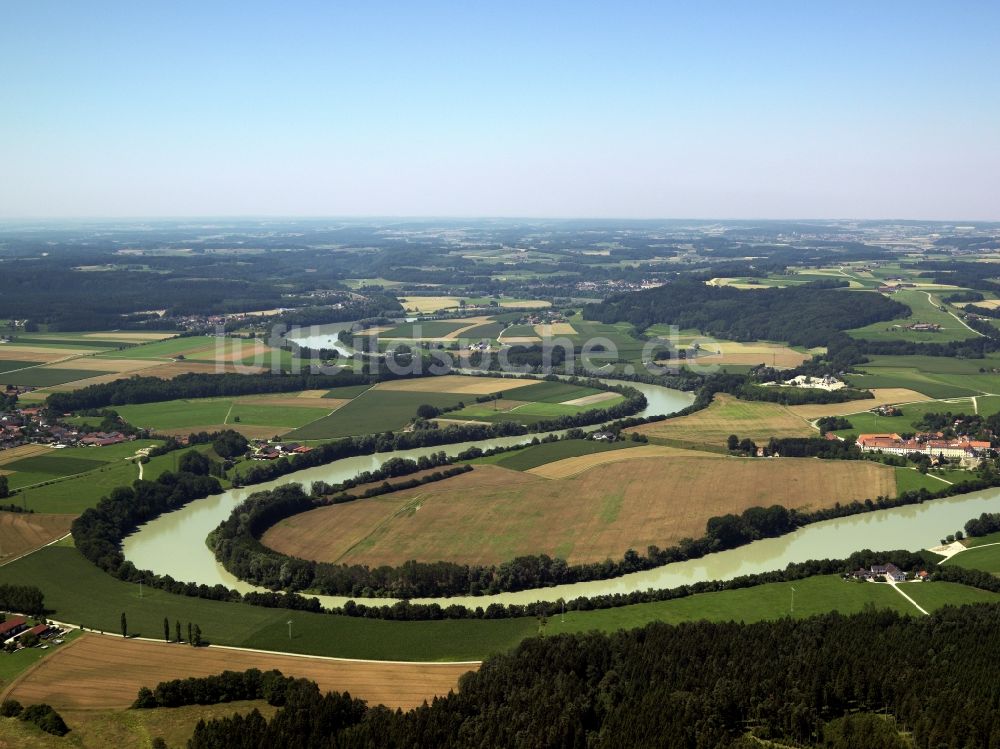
[15,627,482,668]
[930,291,982,337]
[888,581,929,615]
[0,531,71,568]
[0,626,86,704]
[942,541,1000,562]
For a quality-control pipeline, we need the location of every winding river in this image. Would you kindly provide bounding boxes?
[122,368,1000,609]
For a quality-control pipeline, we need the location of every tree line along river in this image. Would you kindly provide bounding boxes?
[122,343,1000,608]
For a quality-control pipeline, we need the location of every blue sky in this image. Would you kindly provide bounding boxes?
[1,1,997,219]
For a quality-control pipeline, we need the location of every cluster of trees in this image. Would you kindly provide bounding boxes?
[692,372,872,408]
[0,700,69,736]
[46,371,378,412]
[186,606,1000,748]
[0,584,45,616]
[160,617,203,645]
[966,303,1000,320]
[914,410,999,443]
[133,668,325,710]
[72,469,223,587]
[585,279,907,347]
[816,416,853,434]
[964,511,1000,538]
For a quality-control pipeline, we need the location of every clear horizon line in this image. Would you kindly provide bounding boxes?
[1,214,998,224]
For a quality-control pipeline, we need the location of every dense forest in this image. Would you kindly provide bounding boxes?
[180,605,1000,748]
[585,280,907,347]
[45,371,381,412]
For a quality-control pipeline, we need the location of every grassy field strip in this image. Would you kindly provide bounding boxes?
[2,546,996,663]
[941,542,1000,573]
[527,445,722,479]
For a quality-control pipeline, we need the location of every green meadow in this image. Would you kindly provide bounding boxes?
[468,438,636,471]
[4,546,993,662]
[287,390,469,439]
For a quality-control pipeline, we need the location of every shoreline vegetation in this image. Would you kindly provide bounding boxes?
[51,365,999,622]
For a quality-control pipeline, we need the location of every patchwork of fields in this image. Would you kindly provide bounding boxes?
[627,393,815,448]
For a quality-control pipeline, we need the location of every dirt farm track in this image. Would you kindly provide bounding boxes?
[2,634,475,711]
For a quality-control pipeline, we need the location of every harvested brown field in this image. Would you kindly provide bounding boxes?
[140,361,267,378]
[297,389,333,399]
[46,358,160,373]
[3,634,474,711]
[0,444,51,467]
[626,393,814,448]
[234,394,343,409]
[441,317,495,340]
[373,375,539,395]
[497,335,541,344]
[534,323,577,336]
[398,296,461,313]
[527,444,722,479]
[788,388,930,419]
[80,332,175,341]
[190,339,271,363]
[560,391,621,407]
[0,512,74,562]
[0,346,76,362]
[685,341,810,368]
[957,299,1000,310]
[262,457,895,567]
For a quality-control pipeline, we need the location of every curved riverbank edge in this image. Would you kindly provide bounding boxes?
[209,453,1000,603]
[118,376,1000,612]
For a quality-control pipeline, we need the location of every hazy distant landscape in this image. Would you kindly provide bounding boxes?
[3,1,1000,746]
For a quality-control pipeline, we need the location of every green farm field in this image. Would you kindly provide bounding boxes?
[830,396,987,438]
[942,544,1000,574]
[115,396,331,435]
[10,444,206,514]
[382,320,470,338]
[0,359,42,373]
[3,547,992,663]
[893,467,958,494]
[964,531,1000,548]
[448,398,622,425]
[1,439,161,493]
[897,579,1000,609]
[1,367,114,387]
[287,389,469,439]
[847,289,981,343]
[97,335,217,360]
[844,368,995,399]
[322,383,374,399]
[467,438,637,471]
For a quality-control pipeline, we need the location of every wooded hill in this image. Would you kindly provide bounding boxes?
[585,280,907,347]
